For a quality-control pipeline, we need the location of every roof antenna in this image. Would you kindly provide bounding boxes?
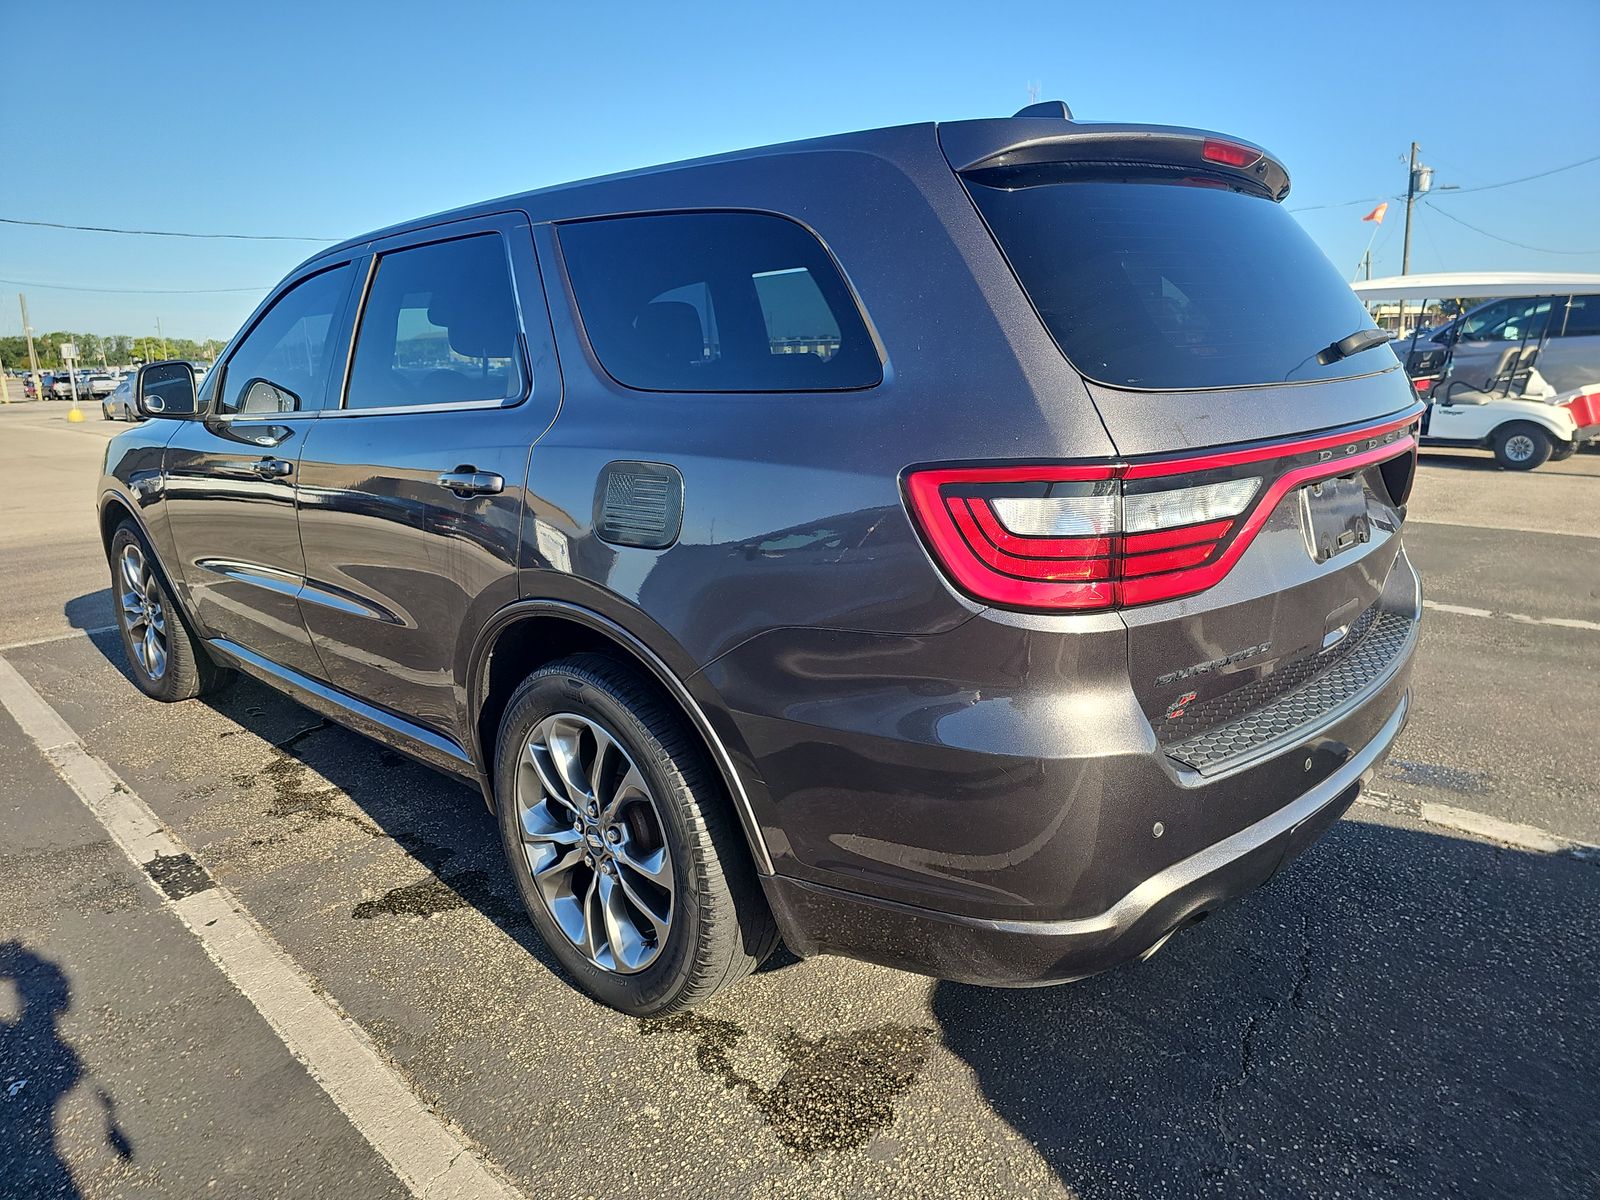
[1013,99,1074,120]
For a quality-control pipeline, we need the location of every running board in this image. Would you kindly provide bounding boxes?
[206,638,476,782]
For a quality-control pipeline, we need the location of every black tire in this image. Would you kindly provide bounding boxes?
[108,522,229,702]
[494,652,779,1015]
[1492,422,1552,471]
[1549,440,1577,462]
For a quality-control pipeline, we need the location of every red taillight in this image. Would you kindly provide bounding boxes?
[1202,139,1262,169]
[1413,377,1434,393]
[904,413,1420,612]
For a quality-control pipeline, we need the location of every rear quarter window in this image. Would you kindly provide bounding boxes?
[557,212,881,393]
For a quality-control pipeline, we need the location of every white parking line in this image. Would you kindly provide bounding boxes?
[1407,517,1600,541]
[0,625,119,653]
[1357,791,1598,858]
[0,655,525,1200]
[1422,599,1600,633]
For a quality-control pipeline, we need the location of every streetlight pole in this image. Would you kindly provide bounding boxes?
[1401,141,1419,277]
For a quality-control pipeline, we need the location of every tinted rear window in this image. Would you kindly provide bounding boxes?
[965,173,1394,390]
[558,212,881,392]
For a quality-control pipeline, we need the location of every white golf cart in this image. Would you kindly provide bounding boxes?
[1352,272,1600,470]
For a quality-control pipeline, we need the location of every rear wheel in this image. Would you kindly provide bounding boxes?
[1493,423,1552,471]
[109,523,229,702]
[494,652,778,1015]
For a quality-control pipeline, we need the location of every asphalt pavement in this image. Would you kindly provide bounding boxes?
[1,402,1595,1199]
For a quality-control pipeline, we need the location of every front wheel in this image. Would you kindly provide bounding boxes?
[1493,423,1552,471]
[109,523,229,701]
[494,653,778,1015]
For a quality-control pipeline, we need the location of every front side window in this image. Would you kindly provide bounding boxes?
[558,212,881,392]
[217,265,352,415]
[345,234,525,411]
[1460,297,1553,343]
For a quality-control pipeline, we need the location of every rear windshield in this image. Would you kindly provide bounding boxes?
[964,172,1395,390]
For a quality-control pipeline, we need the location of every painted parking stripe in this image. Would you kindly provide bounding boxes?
[1423,599,1600,634]
[0,625,118,653]
[0,655,525,1200]
[1407,517,1600,541]
[1357,791,1599,858]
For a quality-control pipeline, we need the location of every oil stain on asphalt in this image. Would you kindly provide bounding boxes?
[641,1012,932,1156]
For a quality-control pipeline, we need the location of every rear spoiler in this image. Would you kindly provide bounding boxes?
[938,114,1291,202]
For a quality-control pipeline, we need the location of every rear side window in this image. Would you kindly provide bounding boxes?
[558,212,881,392]
[964,172,1395,390]
[1555,295,1600,338]
[346,234,525,410]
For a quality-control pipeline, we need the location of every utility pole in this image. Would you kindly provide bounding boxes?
[19,293,43,403]
[1400,141,1433,276]
[157,316,168,360]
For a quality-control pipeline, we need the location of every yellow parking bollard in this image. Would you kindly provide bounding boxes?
[67,397,84,423]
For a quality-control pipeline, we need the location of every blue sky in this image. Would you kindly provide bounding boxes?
[4,0,1597,342]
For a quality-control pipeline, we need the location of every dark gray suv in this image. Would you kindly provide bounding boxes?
[99,104,1421,1016]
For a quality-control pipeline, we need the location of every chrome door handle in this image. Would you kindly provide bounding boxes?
[253,458,293,479]
[437,469,504,497]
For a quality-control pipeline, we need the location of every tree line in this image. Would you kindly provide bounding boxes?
[0,331,221,371]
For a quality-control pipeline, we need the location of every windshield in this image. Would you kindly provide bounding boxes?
[964,172,1396,390]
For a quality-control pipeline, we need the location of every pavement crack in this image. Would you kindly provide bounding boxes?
[272,719,331,752]
[1212,915,1315,1163]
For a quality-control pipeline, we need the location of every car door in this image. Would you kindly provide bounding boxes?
[162,260,359,679]
[294,214,559,747]
[1540,294,1600,394]
[1445,295,1554,393]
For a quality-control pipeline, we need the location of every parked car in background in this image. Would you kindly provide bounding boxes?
[1356,273,1600,468]
[101,102,1421,1016]
[101,375,139,421]
[87,373,118,398]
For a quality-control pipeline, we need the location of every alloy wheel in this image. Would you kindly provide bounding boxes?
[1505,434,1536,462]
[118,543,168,681]
[515,713,675,974]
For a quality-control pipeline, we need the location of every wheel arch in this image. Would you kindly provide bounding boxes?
[467,599,775,875]
[1490,412,1572,444]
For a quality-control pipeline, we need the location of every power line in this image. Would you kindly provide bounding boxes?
[1289,195,1400,214]
[1421,203,1600,256]
[0,215,334,242]
[0,276,268,295]
[1443,152,1600,196]
[1289,150,1600,214]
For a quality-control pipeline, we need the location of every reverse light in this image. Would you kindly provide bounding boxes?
[1202,138,1262,169]
[903,414,1420,612]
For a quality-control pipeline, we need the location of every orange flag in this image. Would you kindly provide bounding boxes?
[1362,202,1389,224]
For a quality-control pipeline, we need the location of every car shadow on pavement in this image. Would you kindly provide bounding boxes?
[75,622,801,988]
[0,941,133,1200]
[64,589,115,635]
[930,819,1599,1199]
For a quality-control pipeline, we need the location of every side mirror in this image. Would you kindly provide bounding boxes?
[136,360,198,418]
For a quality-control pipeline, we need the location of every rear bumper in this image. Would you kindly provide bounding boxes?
[762,690,1408,986]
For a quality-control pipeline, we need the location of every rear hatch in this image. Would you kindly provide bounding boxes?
[926,117,1421,771]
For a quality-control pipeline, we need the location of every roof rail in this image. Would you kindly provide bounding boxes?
[1013,100,1074,120]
